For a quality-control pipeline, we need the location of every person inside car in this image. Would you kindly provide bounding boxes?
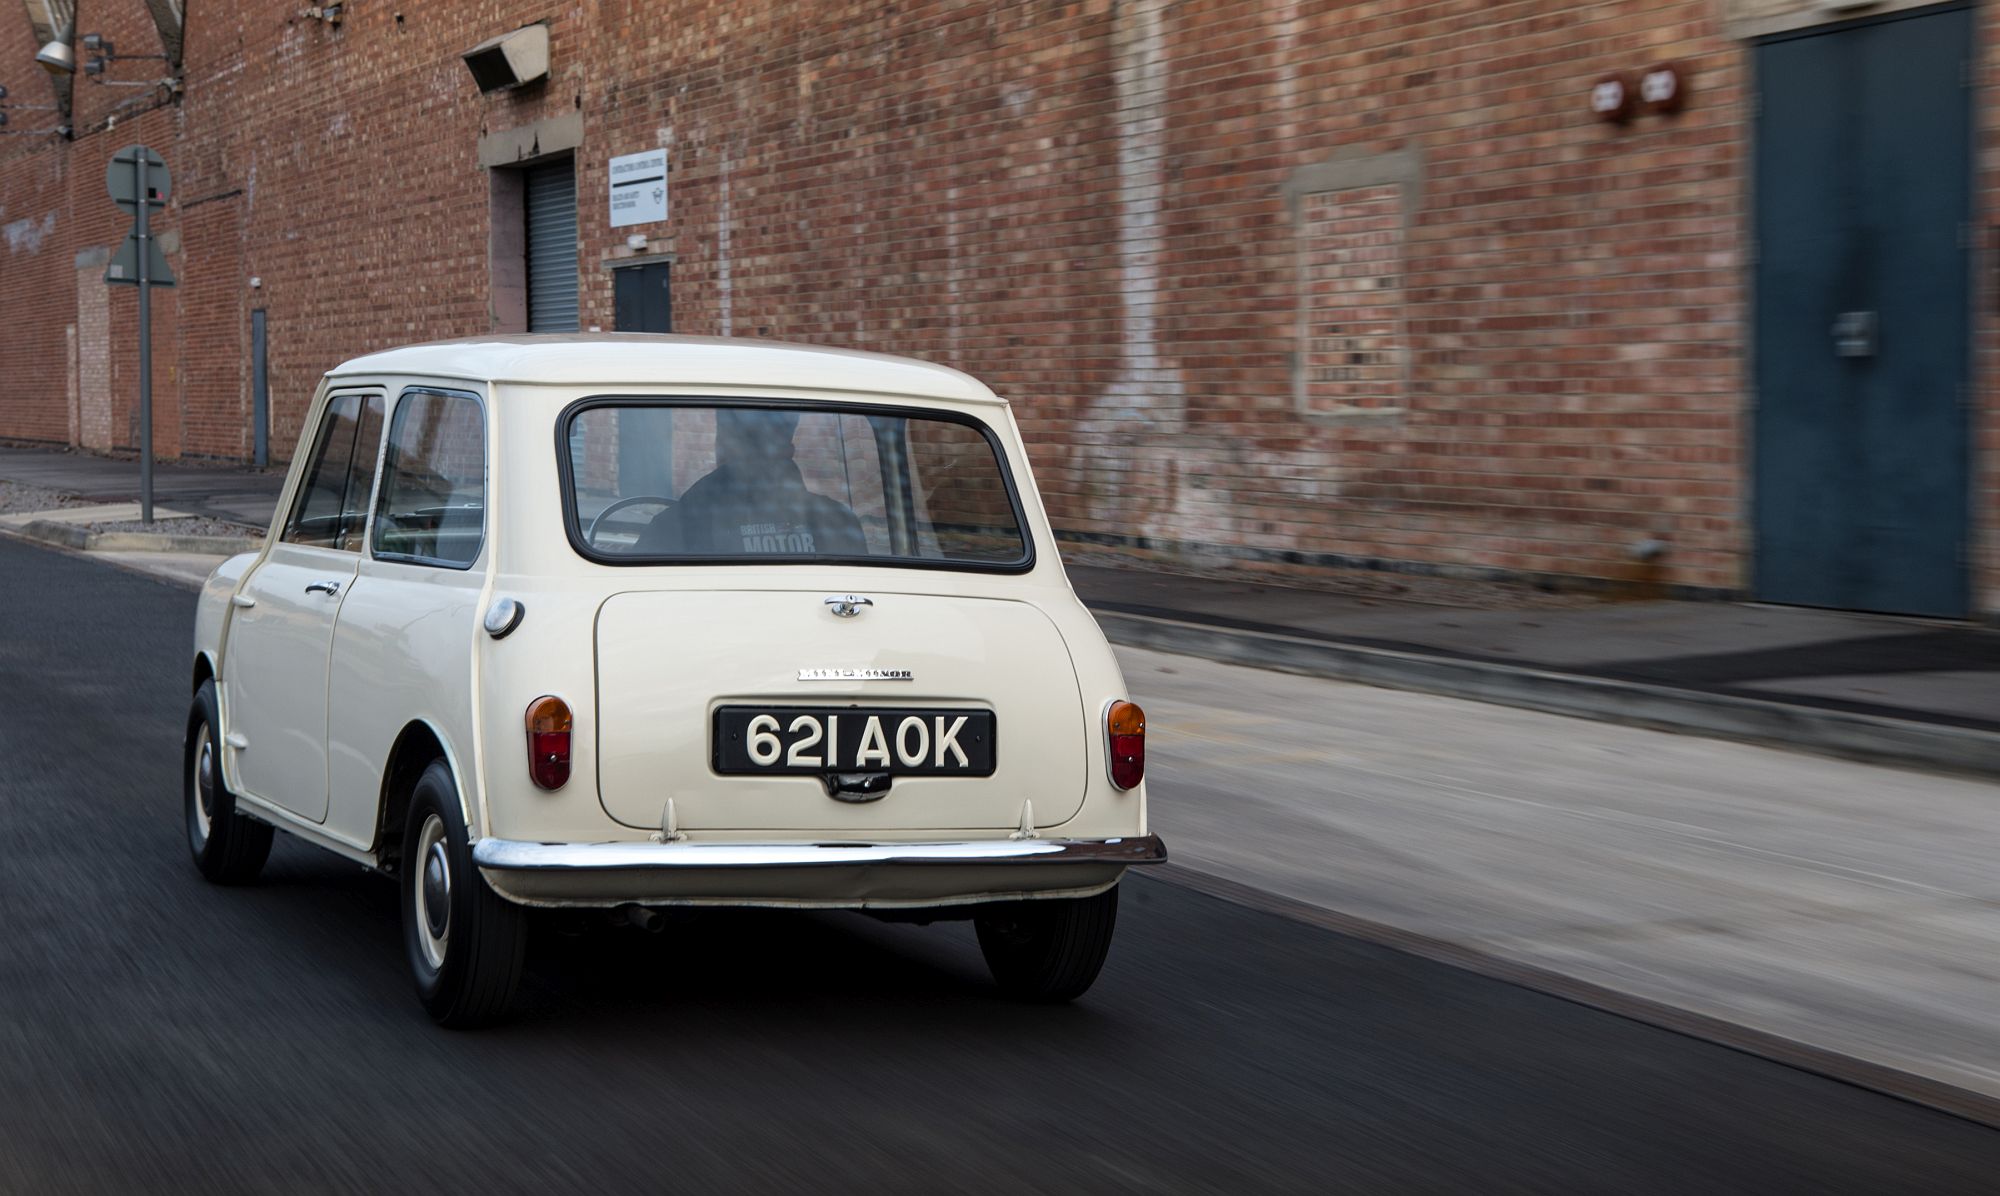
[636,408,867,557]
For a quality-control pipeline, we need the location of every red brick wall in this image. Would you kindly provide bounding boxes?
[0,0,1987,614]
[0,0,73,447]
[0,146,75,447]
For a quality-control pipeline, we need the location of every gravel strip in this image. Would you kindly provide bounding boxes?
[0,480,89,515]
[86,516,263,537]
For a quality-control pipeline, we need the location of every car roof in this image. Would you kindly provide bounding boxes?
[326,334,1003,405]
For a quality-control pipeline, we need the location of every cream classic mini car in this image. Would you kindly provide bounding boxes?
[184,335,1165,1025]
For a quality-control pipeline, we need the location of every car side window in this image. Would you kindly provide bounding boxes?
[283,392,384,551]
[373,390,486,569]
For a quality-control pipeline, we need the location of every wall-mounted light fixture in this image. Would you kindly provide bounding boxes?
[1590,74,1634,124]
[78,34,168,83]
[35,35,73,75]
[1589,62,1693,127]
[1638,62,1688,116]
[78,34,169,81]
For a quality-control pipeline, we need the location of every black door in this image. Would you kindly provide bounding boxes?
[1753,4,1971,617]
[613,262,672,333]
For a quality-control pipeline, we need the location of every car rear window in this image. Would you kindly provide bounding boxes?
[561,400,1031,570]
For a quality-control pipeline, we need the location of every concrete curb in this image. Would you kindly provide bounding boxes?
[1160,865,2000,1130]
[12,518,260,557]
[1094,609,2000,780]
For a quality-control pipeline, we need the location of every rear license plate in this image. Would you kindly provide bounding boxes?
[712,706,996,776]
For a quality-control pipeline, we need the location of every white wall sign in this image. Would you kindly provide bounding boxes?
[609,149,667,228]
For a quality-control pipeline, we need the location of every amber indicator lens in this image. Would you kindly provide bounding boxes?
[1106,700,1145,790]
[525,695,573,791]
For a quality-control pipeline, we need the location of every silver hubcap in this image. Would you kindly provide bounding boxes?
[415,814,450,971]
[190,726,215,845]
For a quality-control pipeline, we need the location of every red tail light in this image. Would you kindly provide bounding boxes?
[1106,700,1146,791]
[525,695,573,790]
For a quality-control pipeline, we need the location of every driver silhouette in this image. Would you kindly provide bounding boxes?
[636,408,866,557]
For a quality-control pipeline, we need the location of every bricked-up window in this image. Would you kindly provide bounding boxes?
[373,390,486,569]
[563,401,1029,570]
[1302,184,1407,413]
[283,392,384,553]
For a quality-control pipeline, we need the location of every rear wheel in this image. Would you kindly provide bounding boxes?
[401,760,526,1028]
[974,884,1119,1002]
[184,680,273,884]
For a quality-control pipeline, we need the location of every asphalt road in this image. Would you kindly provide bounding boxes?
[4,536,2000,1194]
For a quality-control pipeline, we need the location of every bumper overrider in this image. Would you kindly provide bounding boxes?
[471,835,1168,909]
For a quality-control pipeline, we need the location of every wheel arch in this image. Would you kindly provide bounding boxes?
[375,719,473,869]
[192,651,218,695]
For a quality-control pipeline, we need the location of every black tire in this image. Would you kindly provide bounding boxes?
[974,884,1120,1002]
[184,679,274,885]
[401,760,526,1028]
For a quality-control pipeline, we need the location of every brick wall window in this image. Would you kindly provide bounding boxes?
[1300,184,1407,415]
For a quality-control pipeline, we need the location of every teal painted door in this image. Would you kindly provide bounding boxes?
[1753,4,1971,617]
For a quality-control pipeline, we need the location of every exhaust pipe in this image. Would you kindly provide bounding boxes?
[618,903,665,933]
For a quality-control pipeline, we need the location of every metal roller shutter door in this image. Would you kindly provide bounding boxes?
[525,159,580,332]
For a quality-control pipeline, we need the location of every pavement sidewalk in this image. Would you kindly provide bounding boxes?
[1074,566,2000,778]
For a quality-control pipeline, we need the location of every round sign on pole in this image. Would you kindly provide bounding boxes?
[107,144,170,212]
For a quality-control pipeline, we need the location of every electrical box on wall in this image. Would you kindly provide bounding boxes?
[462,24,549,93]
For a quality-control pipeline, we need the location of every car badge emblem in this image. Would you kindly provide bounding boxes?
[824,594,873,618]
[797,668,914,682]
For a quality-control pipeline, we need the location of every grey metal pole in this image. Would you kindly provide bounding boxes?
[251,309,268,468]
[136,151,153,523]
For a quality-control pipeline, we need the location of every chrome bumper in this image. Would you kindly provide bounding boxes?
[471,834,1167,909]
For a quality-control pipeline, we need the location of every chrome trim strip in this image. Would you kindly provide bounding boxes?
[472,834,1167,872]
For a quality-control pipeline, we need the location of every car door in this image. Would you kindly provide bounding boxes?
[226,389,385,823]
[324,387,490,847]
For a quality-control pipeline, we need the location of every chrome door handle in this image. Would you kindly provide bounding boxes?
[824,594,873,618]
[304,580,342,596]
